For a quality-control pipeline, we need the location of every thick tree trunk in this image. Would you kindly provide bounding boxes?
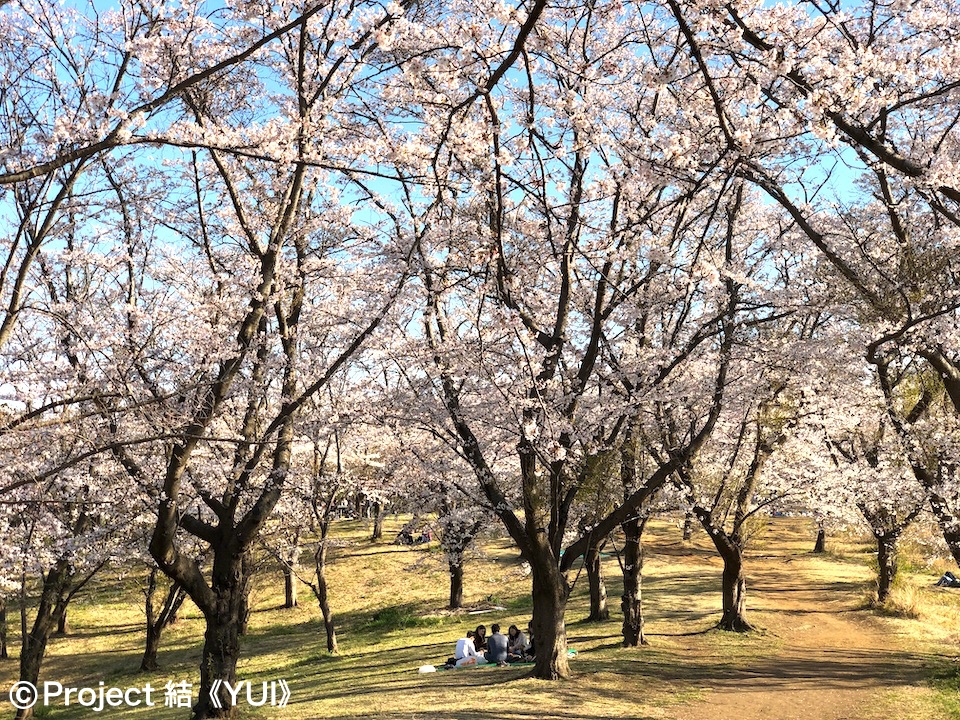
[718,550,751,632]
[876,534,898,604]
[694,508,752,632]
[314,540,338,654]
[529,555,570,680]
[584,539,609,622]
[195,609,243,719]
[682,511,694,541]
[191,552,251,719]
[0,599,7,659]
[448,561,464,610]
[813,524,826,554]
[620,516,648,646]
[141,624,163,673]
[283,560,298,609]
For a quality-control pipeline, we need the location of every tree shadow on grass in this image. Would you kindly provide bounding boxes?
[303,712,660,720]
[631,645,935,690]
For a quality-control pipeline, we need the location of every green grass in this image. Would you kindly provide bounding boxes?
[931,661,960,719]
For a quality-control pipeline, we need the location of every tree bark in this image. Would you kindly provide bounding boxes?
[191,552,249,719]
[16,561,71,720]
[682,511,695,541]
[141,568,187,672]
[530,556,571,680]
[371,500,385,540]
[448,561,464,610]
[719,552,751,632]
[54,607,68,636]
[876,534,898,604]
[813,524,826,554]
[313,539,338,654]
[584,537,609,621]
[620,515,648,646]
[142,568,160,672]
[618,418,649,646]
[0,599,8,659]
[283,560,298,609]
[694,507,752,632]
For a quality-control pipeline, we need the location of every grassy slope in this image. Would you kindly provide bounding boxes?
[1,517,958,720]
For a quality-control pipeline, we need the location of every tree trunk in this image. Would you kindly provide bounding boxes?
[529,550,570,680]
[813,524,826,554]
[694,508,752,632]
[54,607,68,636]
[876,534,898,604]
[283,560,298,609]
[448,560,464,610]
[195,609,243,719]
[620,516,648,646]
[190,552,252,719]
[237,555,252,637]
[141,622,163,673]
[141,568,187,672]
[718,549,751,632]
[0,599,7,659]
[928,493,960,566]
[16,563,70,720]
[584,538,609,622]
[371,501,385,540]
[682,511,694,541]
[313,540,338,654]
[141,568,160,672]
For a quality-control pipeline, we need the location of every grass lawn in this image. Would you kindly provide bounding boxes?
[2,517,958,719]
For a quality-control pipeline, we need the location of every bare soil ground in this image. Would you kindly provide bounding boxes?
[661,551,951,720]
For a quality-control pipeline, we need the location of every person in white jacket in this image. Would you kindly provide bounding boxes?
[454,631,485,667]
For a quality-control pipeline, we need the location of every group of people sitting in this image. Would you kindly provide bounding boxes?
[446,622,535,668]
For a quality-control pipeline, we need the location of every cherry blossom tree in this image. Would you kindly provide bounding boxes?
[655,0,960,561]
[396,1,767,669]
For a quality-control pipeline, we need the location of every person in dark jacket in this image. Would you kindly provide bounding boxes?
[473,624,488,651]
[485,624,509,665]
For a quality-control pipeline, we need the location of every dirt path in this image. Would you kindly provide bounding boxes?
[663,556,944,720]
